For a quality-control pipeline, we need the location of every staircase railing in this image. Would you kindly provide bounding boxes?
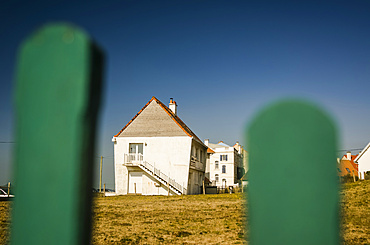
[123,154,186,194]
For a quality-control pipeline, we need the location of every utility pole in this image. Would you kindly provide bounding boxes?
[99,156,103,192]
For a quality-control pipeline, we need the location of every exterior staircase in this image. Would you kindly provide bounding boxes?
[124,153,187,195]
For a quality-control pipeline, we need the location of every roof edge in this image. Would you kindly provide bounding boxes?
[114,96,156,137]
[354,142,370,162]
[114,97,205,147]
[154,97,205,145]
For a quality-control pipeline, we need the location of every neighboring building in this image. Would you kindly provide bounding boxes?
[233,142,249,187]
[204,140,244,188]
[337,151,358,177]
[205,147,215,181]
[354,142,370,179]
[112,97,207,195]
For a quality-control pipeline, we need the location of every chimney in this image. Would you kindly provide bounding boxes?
[169,98,177,115]
[204,139,209,146]
[346,151,351,160]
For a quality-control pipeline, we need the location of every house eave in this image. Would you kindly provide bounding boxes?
[354,142,370,163]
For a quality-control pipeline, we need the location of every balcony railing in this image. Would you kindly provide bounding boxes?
[124,153,143,164]
[190,156,203,170]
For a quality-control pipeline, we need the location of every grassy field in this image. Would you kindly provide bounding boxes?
[1,180,369,244]
[93,193,245,244]
[340,180,370,244]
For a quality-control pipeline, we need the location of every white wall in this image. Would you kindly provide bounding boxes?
[208,147,238,187]
[114,136,192,195]
[358,150,370,179]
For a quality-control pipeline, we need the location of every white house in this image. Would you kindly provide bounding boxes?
[112,97,207,195]
[204,140,244,188]
[354,142,370,179]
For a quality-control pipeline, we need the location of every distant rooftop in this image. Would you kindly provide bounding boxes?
[208,141,232,149]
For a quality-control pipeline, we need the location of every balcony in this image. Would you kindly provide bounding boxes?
[190,156,204,170]
[124,153,143,165]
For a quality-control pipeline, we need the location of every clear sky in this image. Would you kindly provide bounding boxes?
[1,1,370,189]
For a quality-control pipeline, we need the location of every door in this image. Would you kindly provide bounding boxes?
[129,143,143,161]
[128,172,142,194]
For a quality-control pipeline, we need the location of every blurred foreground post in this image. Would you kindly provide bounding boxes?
[11,24,104,245]
[247,100,339,245]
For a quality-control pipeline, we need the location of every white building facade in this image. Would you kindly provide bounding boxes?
[113,97,207,195]
[204,140,244,188]
[354,142,370,180]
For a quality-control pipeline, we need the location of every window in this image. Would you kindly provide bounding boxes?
[346,168,351,174]
[222,165,226,173]
[337,168,341,173]
[220,154,228,161]
[215,174,219,182]
[215,161,219,169]
[129,143,143,154]
[128,143,144,161]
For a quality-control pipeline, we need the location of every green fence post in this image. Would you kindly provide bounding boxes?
[11,24,104,245]
[247,100,339,245]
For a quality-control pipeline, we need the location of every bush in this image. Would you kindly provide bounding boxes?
[340,174,358,183]
[365,171,370,180]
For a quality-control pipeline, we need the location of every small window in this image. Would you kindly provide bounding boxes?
[220,155,228,161]
[337,168,341,173]
[215,174,219,182]
[215,161,219,169]
[129,143,143,154]
[222,165,226,173]
[346,168,351,173]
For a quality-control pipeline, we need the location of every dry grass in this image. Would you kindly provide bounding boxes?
[0,201,11,244]
[92,194,246,244]
[1,180,369,245]
[340,180,370,244]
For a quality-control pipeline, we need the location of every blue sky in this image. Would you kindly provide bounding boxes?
[1,1,370,189]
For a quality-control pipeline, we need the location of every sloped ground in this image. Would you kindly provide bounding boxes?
[1,181,369,244]
[340,180,370,244]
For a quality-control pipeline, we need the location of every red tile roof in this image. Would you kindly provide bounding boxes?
[207,148,215,153]
[114,96,204,145]
[342,153,359,171]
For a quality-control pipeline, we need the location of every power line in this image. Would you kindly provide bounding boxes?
[337,148,363,152]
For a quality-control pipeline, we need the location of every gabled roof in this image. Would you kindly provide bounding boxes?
[208,142,232,149]
[341,153,359,171]
[114,96,204,144]
[354,142,370,163]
